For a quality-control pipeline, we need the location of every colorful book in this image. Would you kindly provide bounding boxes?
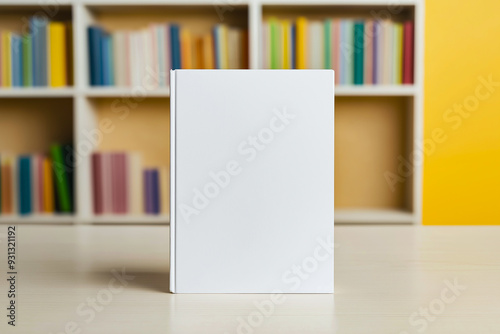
[18,156,31,215]
[353,21,364,85]
[50,144,72,212]
[91,153,103,214]
[11,34,22,87]
[1,31,10,86]
[49,22,67,87]
[22,35,33,86]
[308,21,323,69]
[403,20,414,84]
[324,19,332,69]
[393,22,403,84]
[88,26,103,86]
[296,17,307,69]
[31,17,47,86]
[170,25,181,70]
[151,169,160,214]
[180,28,193,69]
[42,157,54,213]
[364,21,374,85]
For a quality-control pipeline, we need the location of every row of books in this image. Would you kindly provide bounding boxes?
[0,17,72,88]
[0,145,73,215]
[88,23,248,87]
[91,152,167,215]
[263,18,414,85]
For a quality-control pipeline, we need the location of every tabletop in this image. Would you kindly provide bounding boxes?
[0,224,499,334]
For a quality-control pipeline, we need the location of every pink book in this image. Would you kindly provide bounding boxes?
[102,153,113,214]
[111,153,120,214]
[364,21,374,85]
[332,20,340,85]
[403,21,414,84]
[122,153,129,213]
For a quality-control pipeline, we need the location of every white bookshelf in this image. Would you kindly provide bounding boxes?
[0,0,424,224]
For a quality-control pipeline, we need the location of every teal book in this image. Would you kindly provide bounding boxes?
[324,20,332,69]
[354,21,364,85]
[50,144,72,212]
[22,34,33,87]
[18,156,32,215]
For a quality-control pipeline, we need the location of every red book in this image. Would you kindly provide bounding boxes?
[111,153,120,214]
[91,153,103,214]
[403,21,414,84]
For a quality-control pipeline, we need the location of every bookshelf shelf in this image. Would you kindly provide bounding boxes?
[0,88,75,98]
[0,0,424,225]
[334,209,414,224]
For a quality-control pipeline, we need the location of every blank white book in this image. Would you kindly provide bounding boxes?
[170,70,334,293]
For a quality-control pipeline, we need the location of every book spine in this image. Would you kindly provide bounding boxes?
[43,157,54,213]
[324,19,332,69]
[296,17,307,69]
[151,169,160,215]
[403,21,414,84]
[88,27,103,86]
[22,35,33,86]
[91,153,102,214]
[49,22,67,87]
[11,34,22,87]
[354,21,364,85]
[50,144,71,212]
[170,25,181,70]
[18,156,31,215]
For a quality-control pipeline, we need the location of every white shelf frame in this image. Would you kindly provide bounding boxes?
[0,0,424,225]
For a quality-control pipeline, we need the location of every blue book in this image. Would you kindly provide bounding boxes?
[88,26,103,86]
[170,25,181,70]
[101,32,110,85]
[151,169,160,214]
[353,21,364,85]
[291,24,296,69]
[11,34,23,87]
[18,156,32,215]
[30,17,47,86]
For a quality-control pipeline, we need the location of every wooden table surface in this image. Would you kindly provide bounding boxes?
[0,225,499,334]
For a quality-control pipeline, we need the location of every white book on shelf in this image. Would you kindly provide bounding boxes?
[170,70,335,293]
[308,21,324,69]
[128,152,143,215]
[113,31,125,87]
[382,20,393,85]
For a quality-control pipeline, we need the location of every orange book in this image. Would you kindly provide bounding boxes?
[195,37,204,69]
[1,160,12,214]
[203,33,214,69]
[180,29,192,69]
[43,157,54,213]
[296,17,308,69]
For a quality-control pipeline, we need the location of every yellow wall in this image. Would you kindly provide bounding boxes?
[424,1,500,224]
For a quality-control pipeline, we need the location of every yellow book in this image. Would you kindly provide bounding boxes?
[2,32,11,87]
[203,33,214,69]
[43,157,54,213]
[49,22,67,87]
[181,28,192,69]
[282,20,290,69]
[296,17,308,69]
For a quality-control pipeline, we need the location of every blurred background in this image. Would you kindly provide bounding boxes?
[0,0,498,226]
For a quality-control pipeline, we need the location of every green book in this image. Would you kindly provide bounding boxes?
[353,21,364,85]
[22,35,32,87]
[50,144,72,212]
[270,19,279,69]
[324,20,332,69]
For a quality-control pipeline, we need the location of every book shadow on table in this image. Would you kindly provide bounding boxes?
[79,269,170,293]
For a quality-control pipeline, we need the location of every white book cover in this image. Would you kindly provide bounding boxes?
[170,70,334,293]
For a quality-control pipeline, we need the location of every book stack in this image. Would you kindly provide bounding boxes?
[91,152,167,215]
[262,17,414,85]
[88,23,249,87]
[0,144,74,216]
[0,18,72,88]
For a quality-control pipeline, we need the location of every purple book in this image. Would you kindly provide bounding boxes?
[143,169,153,214]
